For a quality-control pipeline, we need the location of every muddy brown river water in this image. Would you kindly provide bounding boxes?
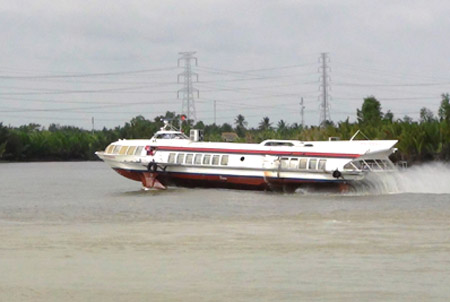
[1,162,449,301]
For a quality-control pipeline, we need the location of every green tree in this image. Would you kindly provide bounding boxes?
[193,121,205,129]
[419,107,435,123]
[357,96,383,126]
[438,93,450,122]
[0,123,8,158]
[383,110,394,123]
[220,123,233,132]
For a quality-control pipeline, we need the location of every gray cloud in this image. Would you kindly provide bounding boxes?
[1,0,450,128]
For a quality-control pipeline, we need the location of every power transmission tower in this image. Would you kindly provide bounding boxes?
[300,97,305,128]
[318,52,331,126]
[177,51,199,122]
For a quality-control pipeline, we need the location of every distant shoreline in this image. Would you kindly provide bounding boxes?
[0,159,102,163]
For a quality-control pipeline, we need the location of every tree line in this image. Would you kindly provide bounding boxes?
[1,95,449,163]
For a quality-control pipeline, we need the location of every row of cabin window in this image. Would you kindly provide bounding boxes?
[105,145,144,156]
[168,153,229,166]
[280,157,327,170]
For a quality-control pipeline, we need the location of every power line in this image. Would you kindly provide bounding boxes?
[0,85,176,96]
[196,62,317,76]
[0,67,178,80]
[333,81,450,87]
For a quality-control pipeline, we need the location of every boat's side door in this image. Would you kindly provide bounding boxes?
[262,155,279,179]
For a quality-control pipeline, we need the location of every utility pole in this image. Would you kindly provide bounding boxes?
[300,97,305,128]
[177,51,199,122]
[213,100,216,124]
[91,117,94,134]
[319,52,331,126]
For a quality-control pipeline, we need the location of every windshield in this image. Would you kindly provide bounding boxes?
[155,133,188,139]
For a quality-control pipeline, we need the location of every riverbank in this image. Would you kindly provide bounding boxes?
[2,99,450,163]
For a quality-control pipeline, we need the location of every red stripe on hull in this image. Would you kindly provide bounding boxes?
[113,168,142,182]
[155,146,360,158]
[159,173,268,190]
[165,172,267,186]
[112,169,348,192]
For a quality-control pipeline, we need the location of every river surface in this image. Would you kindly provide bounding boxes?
[0,162,449,301]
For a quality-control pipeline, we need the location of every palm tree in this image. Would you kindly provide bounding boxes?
[234,114,247,138]
[277,120,286,130]
[234,114,247,128]
[258,116,272,131]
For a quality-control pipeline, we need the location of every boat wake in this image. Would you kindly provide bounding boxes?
[354,162,450,195]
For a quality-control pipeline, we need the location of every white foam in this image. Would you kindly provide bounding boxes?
[361,162,450,195]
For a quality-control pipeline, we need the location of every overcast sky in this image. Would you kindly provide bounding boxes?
[1,0,450,129]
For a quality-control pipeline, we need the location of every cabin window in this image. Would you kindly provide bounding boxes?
[156,133,173,139]
[289,158,299,169]
[194,154,202,165]
[363,159,382,170]
[318,159,327,170]
[203,154,211,165]
[352,160,361,169]
[220,155,229,166]
[135,146,144,156]
[264,141,294,146]
[127,146,136,155]
[113,145,121,154]
[376,159,387,169]
[176,153,185,164]
[344,162,356,171]
[105,145,114,153]
[185,154,193,164]
[299,158,307,170]
[308,158,317,170]
[168,153,176,164]
[280,158,289,169]
[119,146,128,155]
[118,146,127,155]
[212,155,220,165]
[382,159,393,169]
[155,133,188,139]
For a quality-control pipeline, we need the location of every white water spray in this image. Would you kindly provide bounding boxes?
[360,162,450,195]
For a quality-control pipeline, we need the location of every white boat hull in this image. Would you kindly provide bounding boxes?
[96,124,398,192]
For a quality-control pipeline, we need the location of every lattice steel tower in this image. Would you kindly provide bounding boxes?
[177,51,199,122]
[319,52,331,126]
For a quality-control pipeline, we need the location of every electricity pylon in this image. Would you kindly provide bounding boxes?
[177,51,199,122]
[319,52,331,126]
